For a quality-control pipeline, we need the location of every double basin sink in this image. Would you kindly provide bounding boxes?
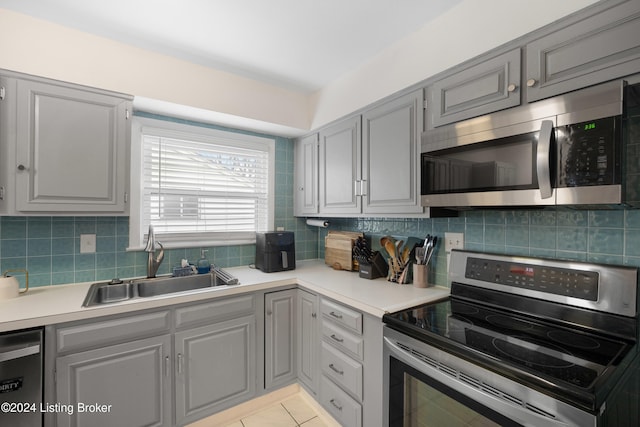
[83,273,232,307]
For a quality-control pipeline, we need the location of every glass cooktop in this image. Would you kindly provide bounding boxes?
[383,297,630,391]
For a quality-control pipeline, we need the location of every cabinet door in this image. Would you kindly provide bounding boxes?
[55,335,172,427]
[297,289,319,394]
[526,0,640,102]
[294,133,319,216]
[174,315,256,425]
[428,48,521,127]
[362,90,424,214]
[319,116,362,214]
[264,289,297,389]
[15,78,131,213]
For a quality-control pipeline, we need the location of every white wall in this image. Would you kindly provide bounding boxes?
[0,8,310,134]
[1,1,599,135]
[309,0,599,129]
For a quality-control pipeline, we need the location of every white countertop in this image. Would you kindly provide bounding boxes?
[0,260,450,332]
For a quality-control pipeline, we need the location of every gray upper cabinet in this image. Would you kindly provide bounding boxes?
[428,48,521,127]
[56,335,172,427]
[525,0,640,102]
[318,116,362,214]
[362,89,423,214]
[314,91,425,216]
[294,133,319,216]
[264,289,297,390]
[0,72,132,214]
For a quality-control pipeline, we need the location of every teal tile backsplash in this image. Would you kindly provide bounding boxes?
[322,209,640,287]
[0,116,319,288]
[2,112,640,289]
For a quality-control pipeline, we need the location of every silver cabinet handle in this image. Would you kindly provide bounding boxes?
[0,344,40,363]
[526,78,537,87]
[164,356,170,377]
[507,83,517,92]
[177,353,183,374]
[329,398,343,411]
[536,120,554,200]
[329,311,343,319]
[311,312,317,318]
[329,363,344,375]
[330,334,344,343]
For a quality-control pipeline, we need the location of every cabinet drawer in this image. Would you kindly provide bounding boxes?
[56,310,171,354]
[175,294,255,329]
[321,342,362,401]
[322,321,364,361]
[321,299,362,334]
[320,375,362,427]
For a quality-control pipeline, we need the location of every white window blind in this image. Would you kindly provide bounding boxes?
[130,117,275,248]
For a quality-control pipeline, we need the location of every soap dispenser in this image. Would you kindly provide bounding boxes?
[197,250,211,274]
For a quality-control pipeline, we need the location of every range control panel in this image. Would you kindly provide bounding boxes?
[465,257,599,301]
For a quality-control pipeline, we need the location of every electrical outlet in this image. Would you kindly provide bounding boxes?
[444,232,464,252]
[80,234,96,254]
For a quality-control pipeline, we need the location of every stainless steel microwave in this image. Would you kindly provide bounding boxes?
[421,80,640,208]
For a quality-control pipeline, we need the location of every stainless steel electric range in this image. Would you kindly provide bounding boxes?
[383,250,640,427]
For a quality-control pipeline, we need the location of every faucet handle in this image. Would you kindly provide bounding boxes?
[155,242,165,263]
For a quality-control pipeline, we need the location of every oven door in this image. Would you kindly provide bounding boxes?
[383,326,596,427]
[421,118,555,207]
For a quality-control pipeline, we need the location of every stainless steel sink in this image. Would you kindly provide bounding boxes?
[83,273,220,307]
[136,274,215,298]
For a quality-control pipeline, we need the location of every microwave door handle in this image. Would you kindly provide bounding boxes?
[536,120,554,200]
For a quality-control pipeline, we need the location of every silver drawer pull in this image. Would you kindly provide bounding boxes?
[329,398,343,411]
[330,334,344,343]
[329,363,344,375]
[329,311,343,319]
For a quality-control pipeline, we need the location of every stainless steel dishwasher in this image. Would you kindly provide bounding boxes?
[0,328,43,427]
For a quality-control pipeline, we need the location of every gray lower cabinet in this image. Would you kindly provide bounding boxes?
[51,295,257,427]
[525,0,640,102]
[297,289,319,394]
[264,289,297,390]
[428,48,521,127]
[55,335,172,427]
[174,315,256,425]
[320,298,364,427]
[319,297,384,427]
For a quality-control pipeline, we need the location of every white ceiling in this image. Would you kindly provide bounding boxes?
[0,0,462,93]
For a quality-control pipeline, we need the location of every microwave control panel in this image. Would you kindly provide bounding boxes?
[557,116,620,187]
[465,257,599,301]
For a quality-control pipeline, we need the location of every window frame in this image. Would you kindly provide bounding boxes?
[129,116,275,249]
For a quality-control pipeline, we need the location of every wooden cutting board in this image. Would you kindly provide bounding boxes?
[324,231,363,271]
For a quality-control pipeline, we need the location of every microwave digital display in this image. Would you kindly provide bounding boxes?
[557,116,620,188]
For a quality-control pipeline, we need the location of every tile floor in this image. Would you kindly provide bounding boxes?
[224,394,329,427]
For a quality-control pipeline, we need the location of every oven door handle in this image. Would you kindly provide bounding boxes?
[536,119,554,200]
[384,336,575,427]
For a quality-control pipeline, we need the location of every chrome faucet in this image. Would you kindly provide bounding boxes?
[144,225,164,278]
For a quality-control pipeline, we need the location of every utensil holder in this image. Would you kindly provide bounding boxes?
[413,264,430,288]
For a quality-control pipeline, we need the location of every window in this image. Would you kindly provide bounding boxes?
[130,117,275,249]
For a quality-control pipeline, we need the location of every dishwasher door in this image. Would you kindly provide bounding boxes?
[0,328,43,427]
